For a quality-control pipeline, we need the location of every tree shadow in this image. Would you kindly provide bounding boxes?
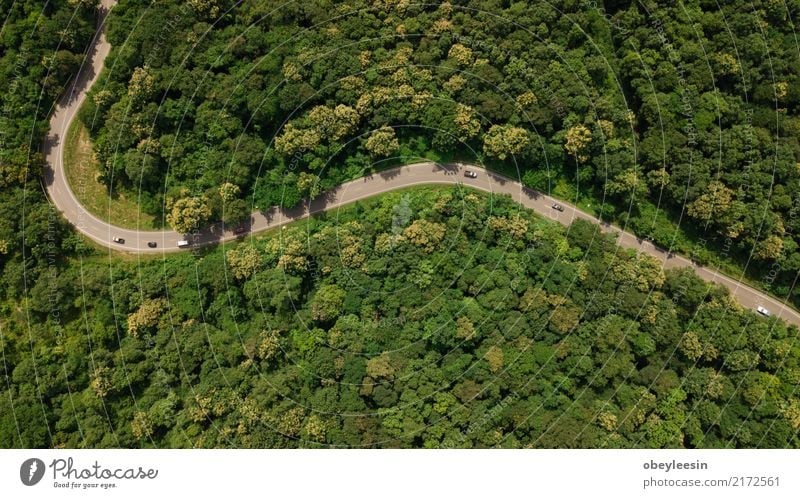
[437,162,459,175]
[60,6,108,109]
[308,188,341,216]
[42,2,112,184]
[522,185,542,201]
[190,224,222,249]
[486,170,508,186]
[378,167,402,182]
[41,134,59,186]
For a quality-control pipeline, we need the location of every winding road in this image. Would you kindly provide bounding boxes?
[42,1,800,327]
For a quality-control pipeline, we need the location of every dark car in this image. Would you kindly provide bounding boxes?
[233,226,248,235]
[551,203,564,212]
[147,241,157,248]
[112,237,125,244]
[464,170,478,178]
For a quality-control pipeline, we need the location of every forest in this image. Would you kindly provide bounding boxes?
[0,0,95,259]
[2,185,799,448]
[72,0,800,306]
[1,0,800,448]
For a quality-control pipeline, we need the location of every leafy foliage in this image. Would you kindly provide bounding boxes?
[76,0,800,306]
[3,0,800,450]
[1,187,798,448]
[0,0,95,189]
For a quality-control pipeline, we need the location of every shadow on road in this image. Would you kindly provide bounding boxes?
[42,134,60,186]
[486,171,508,186]
[378,167,402,182]
[436,162,459,175]
[522,186,541,201]
[309,188,342,216]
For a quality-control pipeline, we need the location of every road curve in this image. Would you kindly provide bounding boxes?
[42,1,800,327]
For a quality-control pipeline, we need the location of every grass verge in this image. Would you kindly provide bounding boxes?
[63,120,160,230]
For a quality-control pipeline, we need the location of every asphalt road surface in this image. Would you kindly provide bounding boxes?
[41,0,800,327]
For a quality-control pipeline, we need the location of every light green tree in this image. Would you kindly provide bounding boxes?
[448,43,473,65]
[366,353,395,379]
[275,123,321,156]
[127,298,166,338]
[219,182,240,202]
[455,316,476,340]
[226,244,262,280]
[483,124,529,160]
[127,66,155,105]
[312,284,347,321]
[484,346,504,373]
[565,124,592,162]
[308,104,360,141]
[297,171,322,198]
[256,329,283,362]
[687,181,733,221]
[131,411,153,439]
[454,104,480,141]
[167,196,212,234]
[403,219,446,252]
[365,126,400,157]
[755,234,784,261]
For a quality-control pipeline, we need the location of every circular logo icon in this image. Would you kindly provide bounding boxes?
[20,458,45,486]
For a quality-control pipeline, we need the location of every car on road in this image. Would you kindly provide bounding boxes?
[147,241,157,248]
[233,226,248,235]
[464,170,478,178]
[757,305,772,317]
[551,203,564,212]
[177,240,190,248]
[112,237,125,244]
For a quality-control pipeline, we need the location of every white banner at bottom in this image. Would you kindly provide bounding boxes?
[0,449,797,498]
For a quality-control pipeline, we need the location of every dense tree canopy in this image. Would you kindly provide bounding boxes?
[80,0,630,225]
[72,0,800,307]
[0,0,95,264]
[2,0,800,450]
[0,0,96,315]
[1,186,798,448]
[0,0,95,188]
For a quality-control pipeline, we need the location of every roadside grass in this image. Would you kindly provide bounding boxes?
[63,120,160,230]
[79,185,454,264]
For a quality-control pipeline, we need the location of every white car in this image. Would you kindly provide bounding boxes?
[464,170,478,178]
[177,240,190,248]
[756,306,771,317]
